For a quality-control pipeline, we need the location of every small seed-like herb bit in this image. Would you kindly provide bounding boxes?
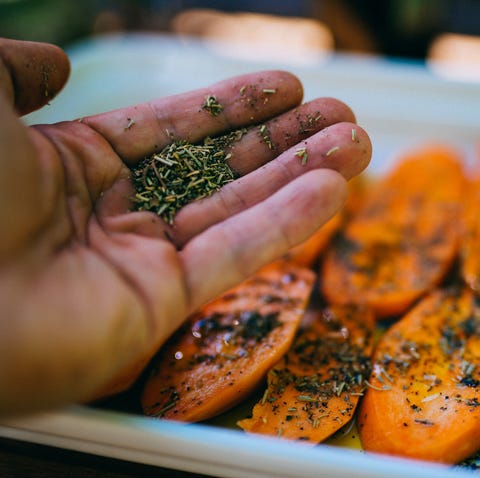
[131,129,246,224]
[258,124,275,150]
[125,117,135,131]
[155,389,180,417]
[326,146,340,157]
[201,94,224,116]
[334,381,346,396]
[263,88,277,94]
[421,393,440,403]
[295,147,308,165]
[364,380,391,391]
[239,85,246,95]
[377,366,394,383]
[261,389,269,405]
[414,418,435,426]
[351,128,357,142]
[297,395,318,403]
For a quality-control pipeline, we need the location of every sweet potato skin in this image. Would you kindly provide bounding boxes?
[141,259,315,422]
[238,303,374,444]
[321,145,465,319]
[358,287,480,464]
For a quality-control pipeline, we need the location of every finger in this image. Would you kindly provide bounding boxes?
[180,168,347,313]
[0,38,70,115]
[172,122,371,247]
[87,97,357,242]
[82,70,303,163]
[226,97,356,175]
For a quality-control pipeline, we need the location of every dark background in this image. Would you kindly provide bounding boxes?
[0,0,479,60]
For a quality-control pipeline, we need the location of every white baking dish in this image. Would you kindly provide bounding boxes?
[4,33,479,478]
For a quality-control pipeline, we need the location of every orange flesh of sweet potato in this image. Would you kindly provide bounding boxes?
[461,175,480,293]
[321,145,465,319]
[237,303,374,444]
[357,287,480,464]
[141,259,315,422]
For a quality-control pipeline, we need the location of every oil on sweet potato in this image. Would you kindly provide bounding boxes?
[321,145,465,319]
[237,303,374,444]
[141,259,315,422]
[357,286,480,464]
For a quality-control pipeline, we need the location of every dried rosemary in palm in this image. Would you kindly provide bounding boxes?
[131,129,246,224]
[201,95,224,116]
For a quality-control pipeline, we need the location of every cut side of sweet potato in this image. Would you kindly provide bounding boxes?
[358,286,480,464]
[238,303,374,444]
[321,144,465,319]
[141,259,315,422]
[461,174,480,294]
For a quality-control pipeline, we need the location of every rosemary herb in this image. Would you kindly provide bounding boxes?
[202,94,224,116]
[364,380,391,391]
[131,129,246,223]
[297,395,318,403]
[326,146,340,157]
[125,117,135,131]
[261,389,269,405]
[414,418,434,426]
[295,147,308,165]
[258,124,274,150]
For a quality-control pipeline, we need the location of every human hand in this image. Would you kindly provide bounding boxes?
[0,38,371,415]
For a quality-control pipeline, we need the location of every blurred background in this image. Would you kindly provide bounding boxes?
[0,0,479,78]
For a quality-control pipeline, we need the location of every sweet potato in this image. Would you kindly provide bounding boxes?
[461,175,480,293]
[357,286,480,464]
[141,259,315,422]
[237,303,374,444]
[321,145,465,319]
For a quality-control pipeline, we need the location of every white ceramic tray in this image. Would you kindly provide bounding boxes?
[4,33,480,477]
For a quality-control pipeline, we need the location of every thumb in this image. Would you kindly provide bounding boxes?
[0,38,70,116]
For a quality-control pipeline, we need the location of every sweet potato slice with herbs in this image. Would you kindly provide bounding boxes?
[321,145,465,319]
[237,303,374,443]
[141,259,315,422]
[358,286,480,464]
[461,174,480,293]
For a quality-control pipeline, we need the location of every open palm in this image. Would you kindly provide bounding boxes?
[0,39,371,415]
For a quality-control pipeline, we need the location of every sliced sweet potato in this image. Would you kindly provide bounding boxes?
[141,259,315,422]
[358,286,480,464]
[237,303,374,444]
[461,175,480,293]
[321,145,465,319]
